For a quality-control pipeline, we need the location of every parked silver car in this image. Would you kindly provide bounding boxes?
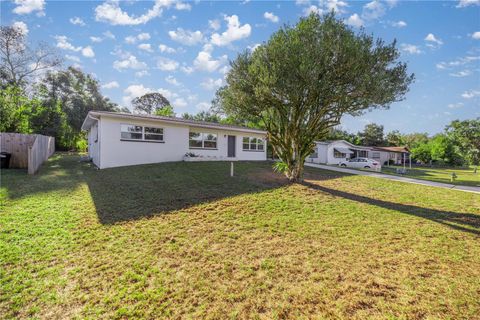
[339,158,380,169]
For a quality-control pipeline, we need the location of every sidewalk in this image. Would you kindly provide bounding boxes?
[305,163,480,194]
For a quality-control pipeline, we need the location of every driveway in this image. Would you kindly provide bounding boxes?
[305,163,480,194]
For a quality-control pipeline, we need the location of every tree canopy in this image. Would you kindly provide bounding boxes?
[215,13,414,181]
[132,92,172,115]
[0,25,61,87]
[359,123,385,146]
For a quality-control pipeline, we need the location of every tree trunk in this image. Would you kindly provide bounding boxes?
[285,160,304,182]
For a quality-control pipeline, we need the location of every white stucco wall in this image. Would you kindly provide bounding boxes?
[87,121,100,167]
[326,141,355,165]
[96,115,266,169]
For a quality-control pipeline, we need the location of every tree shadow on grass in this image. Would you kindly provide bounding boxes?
[85,161,294,225]
[301,180,480,236]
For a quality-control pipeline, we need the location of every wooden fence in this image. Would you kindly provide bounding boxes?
[0,133,55,174]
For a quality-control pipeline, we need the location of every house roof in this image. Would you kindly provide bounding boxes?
[81,111,267,134]
[372,146,410,153]
[315,140,371,150]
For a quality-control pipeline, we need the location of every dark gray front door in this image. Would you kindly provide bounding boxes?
[227,135,236,157]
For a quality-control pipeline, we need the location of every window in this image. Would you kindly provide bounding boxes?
[121,124,164,142]
[242,137,264,151]
[144,127,163,141]
[121,124,142,140]
[358,150,368,157]
[189,131,217,149]
[372,152,380,159]
[334,150,346,158]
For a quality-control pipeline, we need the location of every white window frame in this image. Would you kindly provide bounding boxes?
[144,126,164,142]
[189,131,218,149]
[334,150,346,158]
[120,124,164,142]
[242,137,265,151]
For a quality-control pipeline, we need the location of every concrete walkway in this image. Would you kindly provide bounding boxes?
[305,163,480,194]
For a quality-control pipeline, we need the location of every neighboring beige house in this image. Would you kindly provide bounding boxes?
[307,140,410,166]
[81,111,267,169]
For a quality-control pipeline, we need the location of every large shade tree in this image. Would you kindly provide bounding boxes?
[359,123,385,146]
[132,92,172,115]
[0,25,61,87]
[446,118,480,166]
[215,13,414,181]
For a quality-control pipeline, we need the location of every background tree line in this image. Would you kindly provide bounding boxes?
[326,121,480,166]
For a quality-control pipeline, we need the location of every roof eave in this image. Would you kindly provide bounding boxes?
[88,111,267,134]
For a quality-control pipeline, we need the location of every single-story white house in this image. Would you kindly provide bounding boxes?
[81,111,267,169]
[307,140,410,166]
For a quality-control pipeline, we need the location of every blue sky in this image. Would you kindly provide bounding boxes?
[1,0,479,135]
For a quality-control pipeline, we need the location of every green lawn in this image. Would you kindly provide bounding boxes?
[1,154,480,319]
[380,165,480,187]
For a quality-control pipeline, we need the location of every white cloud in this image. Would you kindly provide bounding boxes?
[137,32,150,41]
[362,1,386,20]
[123,85,181,107]
[13,0,45,15]
[123,84,153,105]
[461,89,480,99]
[103,30,115,40]
[392,20,407,28]
[65,55,80,62]
[159,44,176,53]
[157,57,179,71]
[303,5,323,16]
[209,19,221,30]
[135,70,149,78]
[196,102,210,111]
[424,33,443,46]
[436,55,480,70]
[113,54,147,71]
[69,17,85,26]
[295,0,310,5]
[55,35,82,52]
[125,36,136,44]
[173,98,188,108]
[95,0,190,26]
[346,14,364,28]
[211,15,251,46]
[165,75,181,86]
[385,0,399,8]
[193,49,228,72]
[400,43,423,54]
[81,46,95,58]
[168,28,204,46]
[200,78,223,90]
[449,70,472,77]
[12,21,29,35]
[264,12,279,23]
[138,43,153,53]
[456,0,480,7]
[158,88,176,100]
[181,65,194,74]
[125,32,151,44]
[325,0,348,13]
[447,102,464,109]
[102,81,119,89]
[472,31,480,40]
[90,31,115,43]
